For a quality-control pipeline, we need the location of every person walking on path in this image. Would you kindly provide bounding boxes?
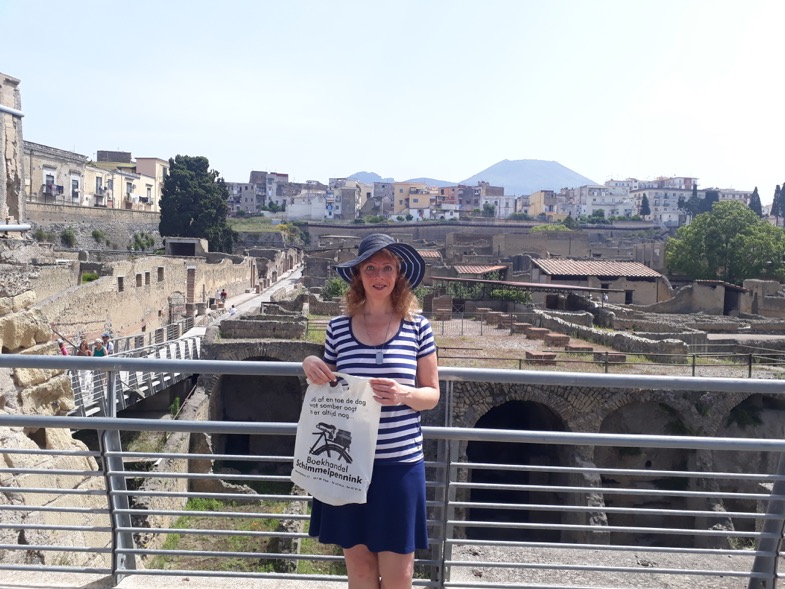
[302,233,440,589]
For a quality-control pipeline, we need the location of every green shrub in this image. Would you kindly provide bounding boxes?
[129,232,156,251]
[60,228,77,248]
[91,229,106,242]
[32,229,56,242]
[322,277,349,300]
[82,272,99,283]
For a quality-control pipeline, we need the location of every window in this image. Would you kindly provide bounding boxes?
[157,267,164,282]
[107,179,113,190]
[126,181,133,195]
[136,274,142,287]
[145,272,151,286]
[117,277,124,292]
[95,177,103,193]
[146,185,152,199]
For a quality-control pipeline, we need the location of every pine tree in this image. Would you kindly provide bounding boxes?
[773,185,782,226]
[749,187,763,217]
[159,155,237,253]
[640,194,651,217]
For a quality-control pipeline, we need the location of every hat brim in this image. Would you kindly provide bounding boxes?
[336,242,425,289]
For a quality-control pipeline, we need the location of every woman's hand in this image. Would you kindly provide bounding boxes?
[369,377,409,406]
[302,355,335,385]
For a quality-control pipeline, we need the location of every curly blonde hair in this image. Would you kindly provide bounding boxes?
[343,249,418,319]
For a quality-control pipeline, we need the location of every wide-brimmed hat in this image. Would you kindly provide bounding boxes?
[336,234,425,289]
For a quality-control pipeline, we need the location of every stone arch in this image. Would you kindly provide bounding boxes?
[464,400,571,542]
[597,400,696,547]
[711,393,785,538]
[215,355,303,474]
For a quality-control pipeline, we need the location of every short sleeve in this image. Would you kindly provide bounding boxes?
[416,316,436,359]
[323,317,339,364]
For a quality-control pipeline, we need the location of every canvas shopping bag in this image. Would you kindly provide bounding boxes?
[290,372,381,506]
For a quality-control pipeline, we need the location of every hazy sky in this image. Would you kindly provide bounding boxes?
[2,0,783,202]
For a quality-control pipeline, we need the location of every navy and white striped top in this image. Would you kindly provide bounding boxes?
[324,314,437,464]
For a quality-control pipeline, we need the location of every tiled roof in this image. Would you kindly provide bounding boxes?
[417,249,442,259]
[454,265,508,275]
[532,259,661,278]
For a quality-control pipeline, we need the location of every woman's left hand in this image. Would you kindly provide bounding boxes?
[369,378,409,406]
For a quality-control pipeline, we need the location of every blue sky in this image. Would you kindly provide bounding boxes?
[2,0,783,202]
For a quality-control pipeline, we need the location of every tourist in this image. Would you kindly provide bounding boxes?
[229,304,237,316]
[92,338,107,357]
[101,332,114,355]
[301,233,439,588]
[75,339,92,393]
[57,339,69,356]
[220,288,227,303]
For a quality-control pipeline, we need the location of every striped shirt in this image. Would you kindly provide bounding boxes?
[324,314,436,463]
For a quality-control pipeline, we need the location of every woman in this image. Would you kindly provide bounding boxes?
[75,339,92,393]
[302,233,439,589]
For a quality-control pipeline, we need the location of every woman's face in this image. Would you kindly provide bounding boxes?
[358,251,399,303]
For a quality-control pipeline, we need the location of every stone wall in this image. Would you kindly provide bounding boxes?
[219,316,307,339]
[1,72,25,224]
[26,202,161,252]
[35,254,255,342]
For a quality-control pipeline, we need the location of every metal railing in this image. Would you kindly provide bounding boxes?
[0,357,784,588]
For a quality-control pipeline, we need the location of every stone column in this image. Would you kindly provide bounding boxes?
[0,72,25,225]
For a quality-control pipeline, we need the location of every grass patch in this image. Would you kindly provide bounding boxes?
[227,217,277,232]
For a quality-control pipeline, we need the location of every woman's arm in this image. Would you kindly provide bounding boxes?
[370,352,440,411]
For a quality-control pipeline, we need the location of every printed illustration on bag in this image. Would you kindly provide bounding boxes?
[292,373,381,505]
[310,422,353,463]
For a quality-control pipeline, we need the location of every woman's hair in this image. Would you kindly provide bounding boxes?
[344,249,418,319]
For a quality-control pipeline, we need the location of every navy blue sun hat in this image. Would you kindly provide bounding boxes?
[336,234,425,289]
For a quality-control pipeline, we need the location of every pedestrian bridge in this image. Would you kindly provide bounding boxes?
[68,335,202,417]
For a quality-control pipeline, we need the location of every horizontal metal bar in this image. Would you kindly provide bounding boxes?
[452,501,767,519]
[120,548,343,560]
[0,523,110,532]
[445,538,769,557]
[5,411,785,453]
[0,505,108,514]
[451,520,769,538]
[114,508,309,520]
[451,481,774,500]
[0,104,24,117]
[460,461,785,482]
[0,564,110,574]
[3,356,785,395]
[106,470,292,482]
[0,486,106,496]
[118,526,301,538]
[443,559,759,578]
[110,490,307,502]
[0,543,110,553]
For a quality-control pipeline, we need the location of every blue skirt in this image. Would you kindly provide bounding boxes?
[308,460,428,554]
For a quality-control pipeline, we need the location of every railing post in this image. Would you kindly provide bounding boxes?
[749,354,754,379]
[604,352,609,374]
[692,354,696,377]
[748,453,785,589]
[99,370,137,583]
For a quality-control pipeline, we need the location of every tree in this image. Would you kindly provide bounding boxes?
[698,189,719,215]
[666,200,785,283]
[749,187,763,217]
[159,155,237,252]
[482,203,496,218]
[639,194,651,217]
[772,185,783,225]
[562,214,579,230]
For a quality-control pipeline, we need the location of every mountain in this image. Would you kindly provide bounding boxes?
[460,159,597,196]
[402,177,455,187]
[349,159,597,195]
[347,171,394,184]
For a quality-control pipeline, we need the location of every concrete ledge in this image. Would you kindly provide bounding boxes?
[565,344,593,353]
[544,333,570,346]
[525,351,557,365]
[524,327,549,340]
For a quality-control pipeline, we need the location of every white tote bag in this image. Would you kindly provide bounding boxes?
[291,373,381,506]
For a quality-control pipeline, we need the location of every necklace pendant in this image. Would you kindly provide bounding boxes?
[375,349,384,365]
